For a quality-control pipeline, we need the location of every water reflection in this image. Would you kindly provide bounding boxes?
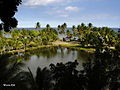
[8,47,91,76]
[0,47,120,90]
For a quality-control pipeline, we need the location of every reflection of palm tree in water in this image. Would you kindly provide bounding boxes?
[28,47,58,59]
[59,47,64,58]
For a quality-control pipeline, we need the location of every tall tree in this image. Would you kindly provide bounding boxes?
[77,25,81,32]
[46,24,51,32]
[57,25,61,31]
[88,23,93,28]
[81,23,85,27]
[46,24,50,29]
[63,23,67,29]
[66,30,71,37]
[61,25,65,34]
[0,0,22,32]
[72,25,76,32]
[36,22,41,29]
[72,25,77,37]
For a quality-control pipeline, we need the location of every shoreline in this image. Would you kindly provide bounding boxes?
[52,41,95,52]
[0,41,96,55]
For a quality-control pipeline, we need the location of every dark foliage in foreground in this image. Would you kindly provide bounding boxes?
[0,48,120,90]
[0,0,22,32]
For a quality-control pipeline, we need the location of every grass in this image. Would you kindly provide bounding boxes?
[1,41,96,55]
[52,40,95,52]
[58,44,95,52]
[1,45,56,55]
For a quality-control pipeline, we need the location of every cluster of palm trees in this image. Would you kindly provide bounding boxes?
[0,27,58,54]
[58,23,67,34]
[58,23,119,47]
[0,22,119,54]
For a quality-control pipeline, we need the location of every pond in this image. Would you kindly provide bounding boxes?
[1,46,119,90]
[8,46,92,77]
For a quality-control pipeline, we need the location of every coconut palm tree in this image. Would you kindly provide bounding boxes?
[36,22,41,29]
[6,38,15,51]
[88,23,93,28]
[66,30,71,37]
[77,25,81,34]
[72,25,77,37]
[46,24,50,29]
[72,25,76,32]
[57,25,61,31]
[61,25,65,34]
[63,23,67,29]
[81,23,85,27]
[46,24,51,32]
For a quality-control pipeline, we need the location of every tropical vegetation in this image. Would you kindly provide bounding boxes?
[0,26,58,54]
[0,23,119,54]
[59,23,119,48]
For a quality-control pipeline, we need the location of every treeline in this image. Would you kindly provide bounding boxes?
[0,22,120,54]
[0,27,58,54]
[57,23,120,47]
[36,22,120,48]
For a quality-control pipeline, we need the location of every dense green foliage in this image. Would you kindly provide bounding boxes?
[0,0,22,32]
[0,23,119,54]
[0,27,58,54]
[0,23,119,90]
[59,23,119,47]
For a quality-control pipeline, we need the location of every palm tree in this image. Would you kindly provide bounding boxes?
[72,25,77,37]
[61,24,66,34]
[57,25,61,31]
[88,23,93,28]
[63,23,67,29]
[20,29,29,38]
[36,22,41,29]
[13,40,23,50]
[6,38,15,51]
[21,37,30,51]
[46,24,50,29]
[46,24,51,32]
[72,25,76,32]
[81,23,85,27]
[77,25,81,32]
[11,30,21,38]
[66,30,71,37]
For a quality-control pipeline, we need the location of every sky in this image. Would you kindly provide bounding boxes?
[15,0,120,28]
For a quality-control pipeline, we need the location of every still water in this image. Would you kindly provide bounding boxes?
[8,46,92,77]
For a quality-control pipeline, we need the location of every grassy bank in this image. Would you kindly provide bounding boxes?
[1,41,96,55]
[52,41,95,52]
[57,44,95,52]
[1,45,56,55]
